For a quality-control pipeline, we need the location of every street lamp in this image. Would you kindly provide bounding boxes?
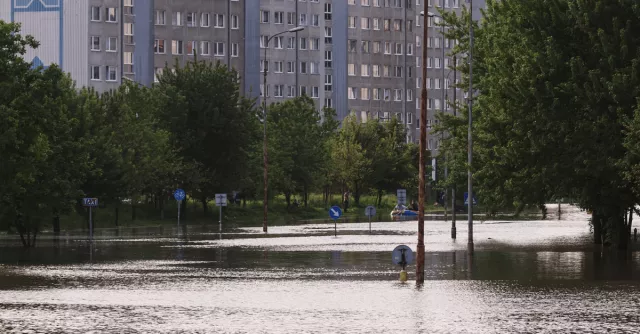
[416,10,429,284]
[467,1,475,253]
[262,26,305,233]
[427,11,456,239]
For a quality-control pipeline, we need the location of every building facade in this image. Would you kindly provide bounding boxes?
[1,0,485,145]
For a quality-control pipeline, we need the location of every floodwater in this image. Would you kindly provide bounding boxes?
[1,205,640,333]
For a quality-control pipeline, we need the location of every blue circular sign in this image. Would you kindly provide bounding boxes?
[392,245,414,265]
[174,189,186,201]
[329,206,342,220]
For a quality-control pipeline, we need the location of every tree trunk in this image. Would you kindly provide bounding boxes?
[52,209,60,235]
[115,206,119,227]
[242,197,246,208]
[132,198,137,221]
[592,212,602,245]
[377,189,383,207]
[304,184,308,208]
[285,192,291,209]
[160,195,165,220]
[181,196,187,221]
[31,228,37,247]
[354,182,361,206]
[201,196,208,216]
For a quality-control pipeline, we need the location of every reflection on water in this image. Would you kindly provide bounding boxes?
[0,205,640,333]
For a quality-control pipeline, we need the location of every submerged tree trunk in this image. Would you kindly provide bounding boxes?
[132,197,137,221]
[377,189,383,207]
[303,184,308,208]
[592,212,602,245]
[201,196,208,216]
[160,195,165,220]
[115,206,119,227]
[285,192,291,209]
[181,196,188,222]
[52,209,61,235]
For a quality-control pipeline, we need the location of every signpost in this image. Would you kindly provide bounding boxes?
[215,193,228,233]
[82,198,99,241]
[329,205,342,237]
[397,189,407,205]
[392,245,414,282]
[365,205,376,234]
[464,192,478,206]
[174,189,186,228]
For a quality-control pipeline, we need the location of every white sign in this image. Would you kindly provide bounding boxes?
[397,189,407,205]
[365,205,376,217]
[215,194,228,207]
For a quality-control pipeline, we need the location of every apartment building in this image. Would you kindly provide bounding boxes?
[152,0,246,92]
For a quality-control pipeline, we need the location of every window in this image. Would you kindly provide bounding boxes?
[214,42,225,56]
[384,89,391,101]
[91,36,100,51]
[260,84,269,97]
[312,14,319,26]
[311,38,320,50]
[274,36,283,49]
[275,11,284,24]
[360,88,369,100]
[299,37,307,50]
[106,66,117,81]
[407,112,413,124]
[384,42,391,54]
[325,74,332,91]
[91,6,101,21]
[231,15,239,29]
[348,40,357,52]
[261,10,269,23]
[372,65,380,77]
[373,41,381,53]
[300,62,307,74]
[106,37,117,52]
[325,98,332,108]
[311,87,319,98]
[361,17,370,29]
[275,85,284,97]
[231,43,239,57]
[299,86,307,96]
[299,14,307,26]
[348,87,357,100]
[172,40,183,54]
[395,66,403,77]
[407,43,414,55]
[187,12,196,27]
[348,16,356,28]
[215,14,225,28]
[201,13,210,27]
[407,89,413,101]
[154,39,165,54]
[348,64,356,76]
[201,41,210,55]
[186,41,196,55]
[395,89,403,101]
[361,41,370,53]
[287,61,295,73]
[373,88,380,100]
[260,35,268,48]
[324,3,332,20]
[155,10,165,25]
[310,62,319,75]
[287,12,295,25]
[106,8,117,22]
[361,64,369,77]
[173,12,183,26]
[395,43,403,55]
[90,66,100,80]
[288,86,296,97]
[394,19,402,31]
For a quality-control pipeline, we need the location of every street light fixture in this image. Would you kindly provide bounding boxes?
[416,10,429,284]
[262,26,305,234]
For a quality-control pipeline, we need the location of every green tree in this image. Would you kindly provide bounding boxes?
[268,96,338,207]
[154,60,259,216]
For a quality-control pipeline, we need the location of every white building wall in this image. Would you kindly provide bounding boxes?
[63,0,88,88]
[0,0,10,22]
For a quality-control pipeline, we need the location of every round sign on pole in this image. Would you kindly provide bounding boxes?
[174,189,186,201]
[392,245,414,265]
[329,206,342,220]
[365,205,376,217]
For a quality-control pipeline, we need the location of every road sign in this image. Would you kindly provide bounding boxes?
[397,189,407,205]
[329,206,342,220]
[392,245,414,266]
[215,194,228,207]
[365,205,376,217]
[82,198,98,207]
[464,192,478,206]
[174,189,185,201]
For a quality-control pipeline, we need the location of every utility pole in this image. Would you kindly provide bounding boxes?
[417,10,429,284]
[467,0,475,254]
[451,54,457,239]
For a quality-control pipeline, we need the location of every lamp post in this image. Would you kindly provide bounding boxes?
[262,26,305,234]
[467,0,475,253]
[416,10,429,284]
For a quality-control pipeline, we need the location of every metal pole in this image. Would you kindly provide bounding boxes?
[219,205,222,232]
[89,207,93,241]
[451,54,457,239]
[335,220,337,237]
[263,37,269,234]
[369,215,372,235]
[177,201,181,227]
[467,0,475,254]
[416,11,429,284]
[441,22,447,223]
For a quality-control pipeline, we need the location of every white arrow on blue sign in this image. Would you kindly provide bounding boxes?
[464,192,478,206]
[174,189,186,201]
[329,206,342,220]
[365,205,376,217]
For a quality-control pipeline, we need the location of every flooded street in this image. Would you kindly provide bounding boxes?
[1,206,640,333]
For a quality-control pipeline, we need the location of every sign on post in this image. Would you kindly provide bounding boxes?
[464,192,478,206]
[365,205,376,234]
[397,189,407,205]
[392,245,414,270]
[329,205,342,237]
[174,189,185,228]
[82,198,98,241]
[215,194,227,233]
